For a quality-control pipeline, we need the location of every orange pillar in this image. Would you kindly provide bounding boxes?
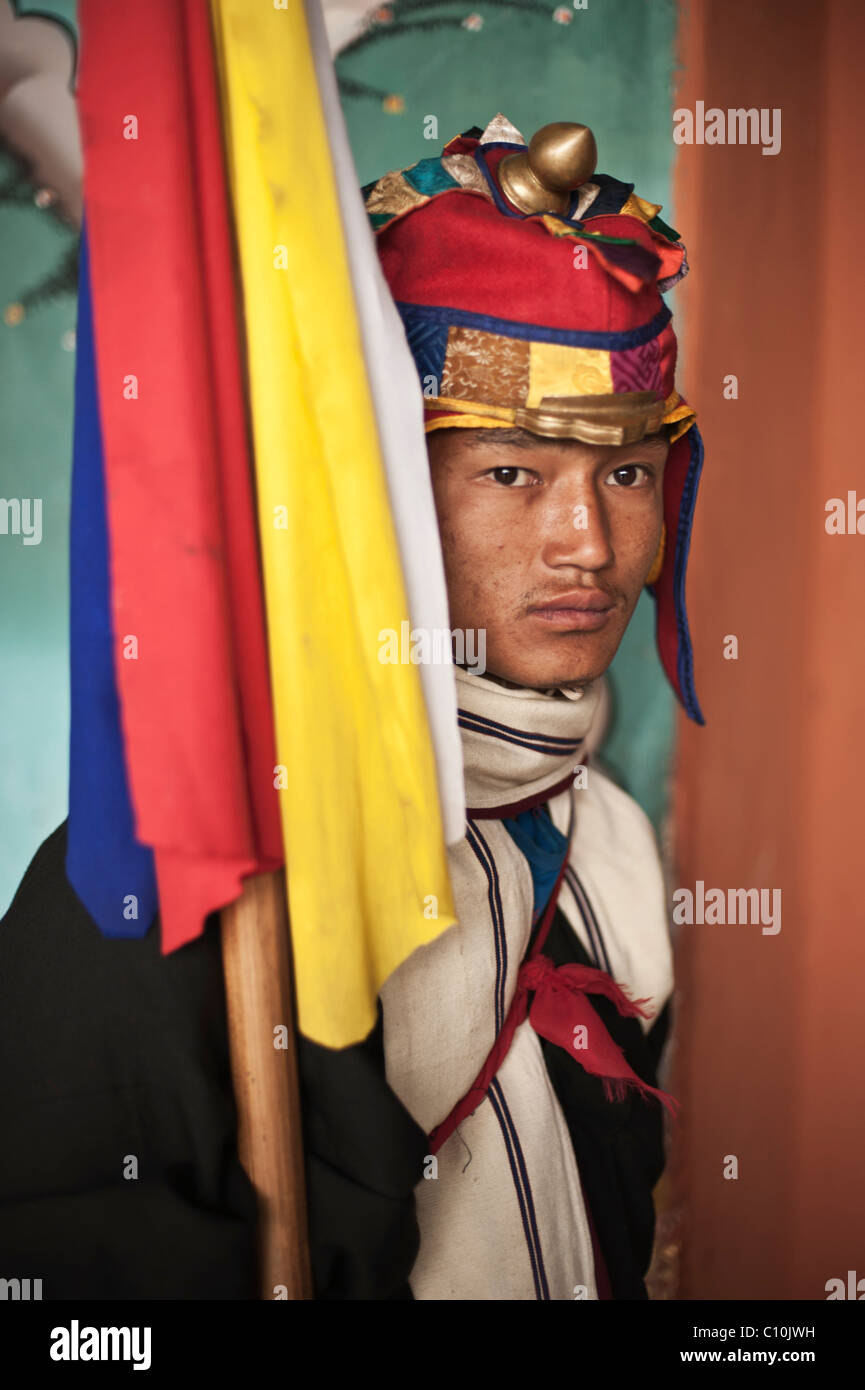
[672,0,865,1299]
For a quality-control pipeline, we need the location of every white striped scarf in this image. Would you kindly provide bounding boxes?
[380,667,674,1300]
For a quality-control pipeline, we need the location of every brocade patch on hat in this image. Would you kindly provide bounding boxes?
[440,327,530,407]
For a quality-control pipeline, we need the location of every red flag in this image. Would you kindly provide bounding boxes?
[77,0,282,950]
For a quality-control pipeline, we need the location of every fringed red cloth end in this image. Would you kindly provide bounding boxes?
[524,956,680,1119]
[599,1074,680,1119]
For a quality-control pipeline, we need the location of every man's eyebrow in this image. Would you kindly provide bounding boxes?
[633,430,670,447]
[625,435,669,456]
[460,428,538,450]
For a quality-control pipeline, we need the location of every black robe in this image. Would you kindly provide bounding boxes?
[0,822,669,1300]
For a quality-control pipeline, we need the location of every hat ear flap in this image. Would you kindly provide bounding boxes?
[644,523,665,587]
[648,423,705,724]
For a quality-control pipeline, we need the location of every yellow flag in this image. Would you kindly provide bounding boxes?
[210,0,456,1047]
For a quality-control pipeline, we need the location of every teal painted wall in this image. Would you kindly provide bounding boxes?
[0,0,79,915]
[0,197,77,917]
[0,208,77,918]
[0,0,680,913]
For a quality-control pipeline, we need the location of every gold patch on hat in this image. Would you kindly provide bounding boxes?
[527,342,614,406]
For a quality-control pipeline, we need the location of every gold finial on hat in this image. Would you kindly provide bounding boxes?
[497,122,597,216]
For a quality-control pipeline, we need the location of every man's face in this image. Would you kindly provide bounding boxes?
[427,426,668,690]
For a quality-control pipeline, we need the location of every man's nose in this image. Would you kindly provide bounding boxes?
[540,487,614,572]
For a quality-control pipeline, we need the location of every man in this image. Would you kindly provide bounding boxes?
[0,116,703,1301]
[361,114,704,1299]
[377,425,678,1300]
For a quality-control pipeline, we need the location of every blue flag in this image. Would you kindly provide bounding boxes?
[65,222,158,938]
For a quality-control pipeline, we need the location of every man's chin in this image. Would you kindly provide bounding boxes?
[488,671,604,693]
[482,631,621,691]
[483,657,612,692]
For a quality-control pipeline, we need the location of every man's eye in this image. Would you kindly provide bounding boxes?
[606,464,652,488]
[486,467,536,487]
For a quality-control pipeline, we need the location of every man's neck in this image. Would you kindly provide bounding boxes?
[458,666,593,698]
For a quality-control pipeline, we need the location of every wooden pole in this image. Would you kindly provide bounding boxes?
[220,869,313,1299]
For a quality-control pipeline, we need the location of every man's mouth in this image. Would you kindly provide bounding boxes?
[526,590,617,632]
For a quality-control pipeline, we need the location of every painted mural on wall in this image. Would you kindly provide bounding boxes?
[0,0,681,912]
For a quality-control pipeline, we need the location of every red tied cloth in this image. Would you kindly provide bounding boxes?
[428,853,679,1154]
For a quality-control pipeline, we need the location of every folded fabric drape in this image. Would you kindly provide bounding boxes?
[209,0,456,1047]
[75,0,283,951]
[302,0,465,849]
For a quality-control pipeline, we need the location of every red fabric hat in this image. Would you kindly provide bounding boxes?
[364,114,704,723]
